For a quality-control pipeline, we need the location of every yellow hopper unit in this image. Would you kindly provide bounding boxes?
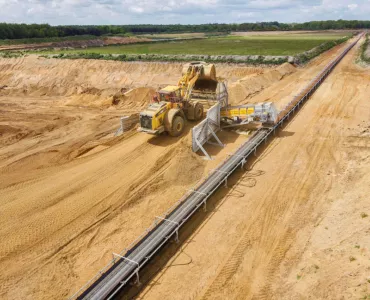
[221,102,278,128]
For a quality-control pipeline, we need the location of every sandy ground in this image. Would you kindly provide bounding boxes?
[134,37,370,300]
[0,58,271,299]
[0,37,369,300]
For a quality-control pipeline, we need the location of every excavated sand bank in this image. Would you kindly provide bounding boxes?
[228,62,296,104]
[0,56,268,97]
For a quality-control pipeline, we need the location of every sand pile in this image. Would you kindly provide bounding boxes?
[0,56,283,111]
[64,86,155,110]
[111,87,155,110]
[163,138,204,186]
[216,67,264,82]
[228,63,296,105]
[0,56,270,105]
[0,56,183,99]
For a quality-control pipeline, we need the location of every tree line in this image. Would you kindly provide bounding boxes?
[0,24,126,40]
[1,20,369,40]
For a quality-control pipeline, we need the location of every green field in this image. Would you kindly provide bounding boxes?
[38,33,350,56]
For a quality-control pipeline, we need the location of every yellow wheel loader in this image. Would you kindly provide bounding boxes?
[138,62,217,137]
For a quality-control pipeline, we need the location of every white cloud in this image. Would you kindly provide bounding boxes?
[348,3,358,10]
[129,6,144,14]
[245,0,305,10]
[0,0,368,25]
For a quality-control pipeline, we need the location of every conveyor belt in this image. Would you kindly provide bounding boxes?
[71,34,363,300]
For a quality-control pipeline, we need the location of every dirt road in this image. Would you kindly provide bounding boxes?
[0,38,368,300]
[135,38,370,299]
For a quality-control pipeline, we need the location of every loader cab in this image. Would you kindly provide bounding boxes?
[158,86,182,103]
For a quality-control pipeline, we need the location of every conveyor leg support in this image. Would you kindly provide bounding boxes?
[175,230,179,243]
[208,123,224,148]
[196,139,212,160]
[136,270,141,286]
[241,159,247,170]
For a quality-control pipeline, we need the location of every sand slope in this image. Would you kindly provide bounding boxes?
[228,62,296,105]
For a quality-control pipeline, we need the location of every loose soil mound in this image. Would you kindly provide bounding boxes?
[0,56,183,98]
[0,56,292,109]
[111,87,155,110]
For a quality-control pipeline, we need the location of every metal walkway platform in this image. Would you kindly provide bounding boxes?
[70,34,363,300]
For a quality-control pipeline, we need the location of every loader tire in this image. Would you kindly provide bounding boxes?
[169,116,185,137]
[194,103,204,121]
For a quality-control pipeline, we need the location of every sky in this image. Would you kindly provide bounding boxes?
[0,0,369,25]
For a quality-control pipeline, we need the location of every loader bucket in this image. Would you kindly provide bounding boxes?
[182,62,217,81]
[193,79,218,93]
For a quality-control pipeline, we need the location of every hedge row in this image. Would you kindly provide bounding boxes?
[295,36,352,64]
[0,51,25,58]
[360,33,370,64]
[49,52,289,65]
